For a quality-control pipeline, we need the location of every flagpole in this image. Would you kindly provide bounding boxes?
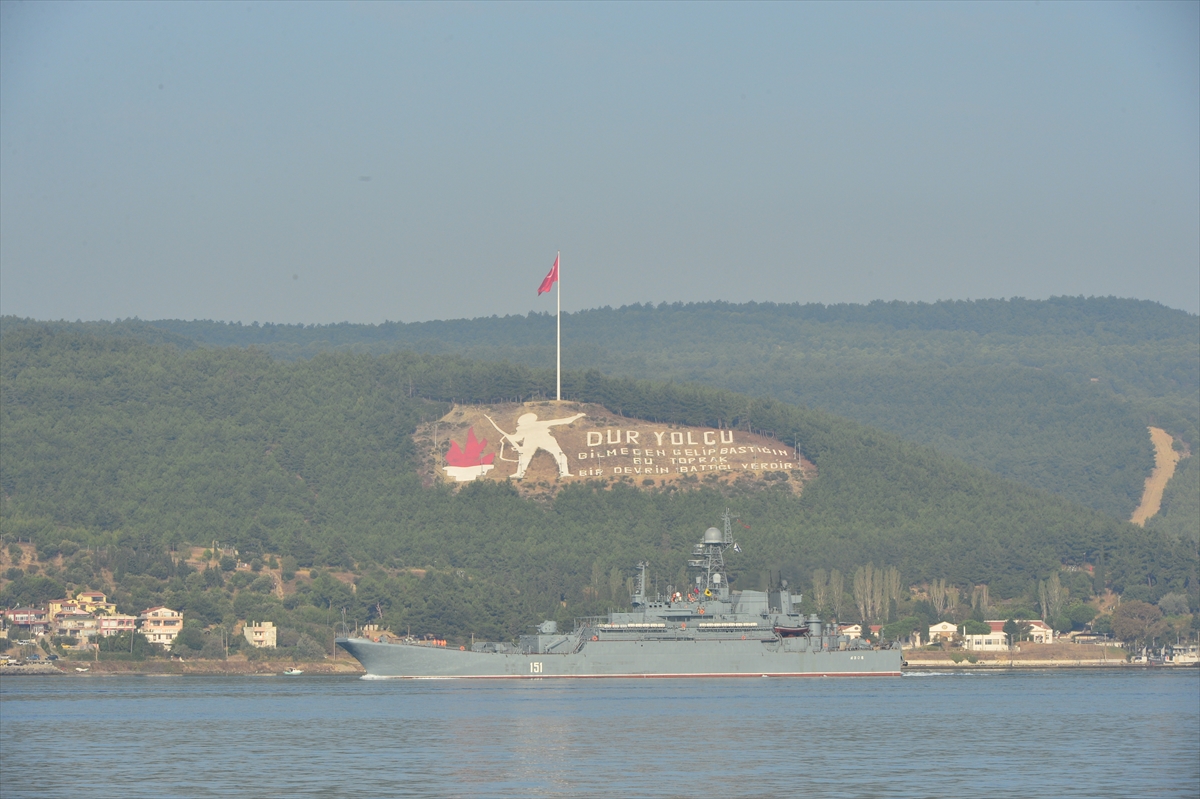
[556,250,561,402]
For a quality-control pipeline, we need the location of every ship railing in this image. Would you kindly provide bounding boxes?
[572,616,608,631]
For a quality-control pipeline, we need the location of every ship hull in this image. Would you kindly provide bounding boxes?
[337,637,902,679]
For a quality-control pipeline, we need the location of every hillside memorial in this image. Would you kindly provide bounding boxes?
[421,403,813,490]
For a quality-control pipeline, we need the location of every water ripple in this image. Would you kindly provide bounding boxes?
[2,671,1197,798]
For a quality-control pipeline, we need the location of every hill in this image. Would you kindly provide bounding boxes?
[1,327,1193,645]
[5,297,1195,526]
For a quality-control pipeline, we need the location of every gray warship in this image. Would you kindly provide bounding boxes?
[337,512,902,679]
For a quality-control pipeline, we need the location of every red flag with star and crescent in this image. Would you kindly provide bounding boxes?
[537,254,559,295]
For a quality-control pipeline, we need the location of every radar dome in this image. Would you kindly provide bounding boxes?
[702,527,723,544]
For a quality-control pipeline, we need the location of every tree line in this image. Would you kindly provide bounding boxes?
[1,327,1196,648]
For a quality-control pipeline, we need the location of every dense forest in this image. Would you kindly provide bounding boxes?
[2,327,1195,651]
[5,296,1194,525]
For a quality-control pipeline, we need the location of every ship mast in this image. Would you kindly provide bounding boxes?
[688,508,738,599]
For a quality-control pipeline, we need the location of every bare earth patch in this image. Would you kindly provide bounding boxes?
[1130,426,1185,526]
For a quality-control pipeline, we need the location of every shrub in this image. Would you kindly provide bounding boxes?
[961,620,991,636]
[99,632,155,658]
[172,624,205,653]
[1158,593,1191,616]
[882,616,925,642]
[200,636,227,659]
[1067,603,1098,627]
[203,565,225,588]
[1121,584,1153,603]
[295,633,326,660]
[1050,615,1073,633]
[1111,600,1162,644]
[228,571,256,590]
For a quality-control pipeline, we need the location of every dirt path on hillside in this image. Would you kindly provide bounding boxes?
[1130,426,1184,526]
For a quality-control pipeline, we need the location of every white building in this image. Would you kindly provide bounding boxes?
[928,622,958,643]
[243,620,277,648]
[138,607,183,648]
[963,620,1054,651]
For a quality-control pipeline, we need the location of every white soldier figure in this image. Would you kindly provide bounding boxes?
[487,412,585,479]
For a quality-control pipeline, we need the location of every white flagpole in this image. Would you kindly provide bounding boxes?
[556,250,561,401]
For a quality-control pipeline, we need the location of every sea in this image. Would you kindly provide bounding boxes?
[2,669,1197,798]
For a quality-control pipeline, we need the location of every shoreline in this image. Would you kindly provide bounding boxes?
[899,645,1195,670]
[902,660,1194,670]
[6,659,1196,677]
[1,659,365,677]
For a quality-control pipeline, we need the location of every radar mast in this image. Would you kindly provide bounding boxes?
[687,508,738,599]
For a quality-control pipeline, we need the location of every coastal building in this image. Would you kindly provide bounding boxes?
[53,612,99,642]
[243,620,277,648]
[47,598,82,618]
[927,622,958,643]
[963,620,1055,651]
[74,591,117,616]
[838,624,861,639]
[963,630,1009,651]
[1015,619,1054,644]
[138,607,183,648]
[2,607,49,636]
[97,614,138,637]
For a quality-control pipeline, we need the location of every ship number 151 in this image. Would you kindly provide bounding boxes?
[530,662,543,674]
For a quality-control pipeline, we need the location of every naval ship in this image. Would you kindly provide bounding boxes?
[337,512,902,678]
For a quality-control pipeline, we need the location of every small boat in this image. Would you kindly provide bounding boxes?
[282,668,304,676]
[74,667,89,672]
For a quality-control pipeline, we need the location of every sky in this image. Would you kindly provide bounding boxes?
[1,1,1197,324]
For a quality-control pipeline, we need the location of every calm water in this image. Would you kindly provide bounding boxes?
[2,670,1197,798]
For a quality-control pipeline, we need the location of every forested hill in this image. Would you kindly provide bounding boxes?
[5,297,1195,524]
[1,328,1193,642]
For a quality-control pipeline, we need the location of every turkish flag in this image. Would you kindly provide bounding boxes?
[537,254,559,295]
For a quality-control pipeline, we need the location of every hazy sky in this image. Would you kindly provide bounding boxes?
[2,1,1197,323]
